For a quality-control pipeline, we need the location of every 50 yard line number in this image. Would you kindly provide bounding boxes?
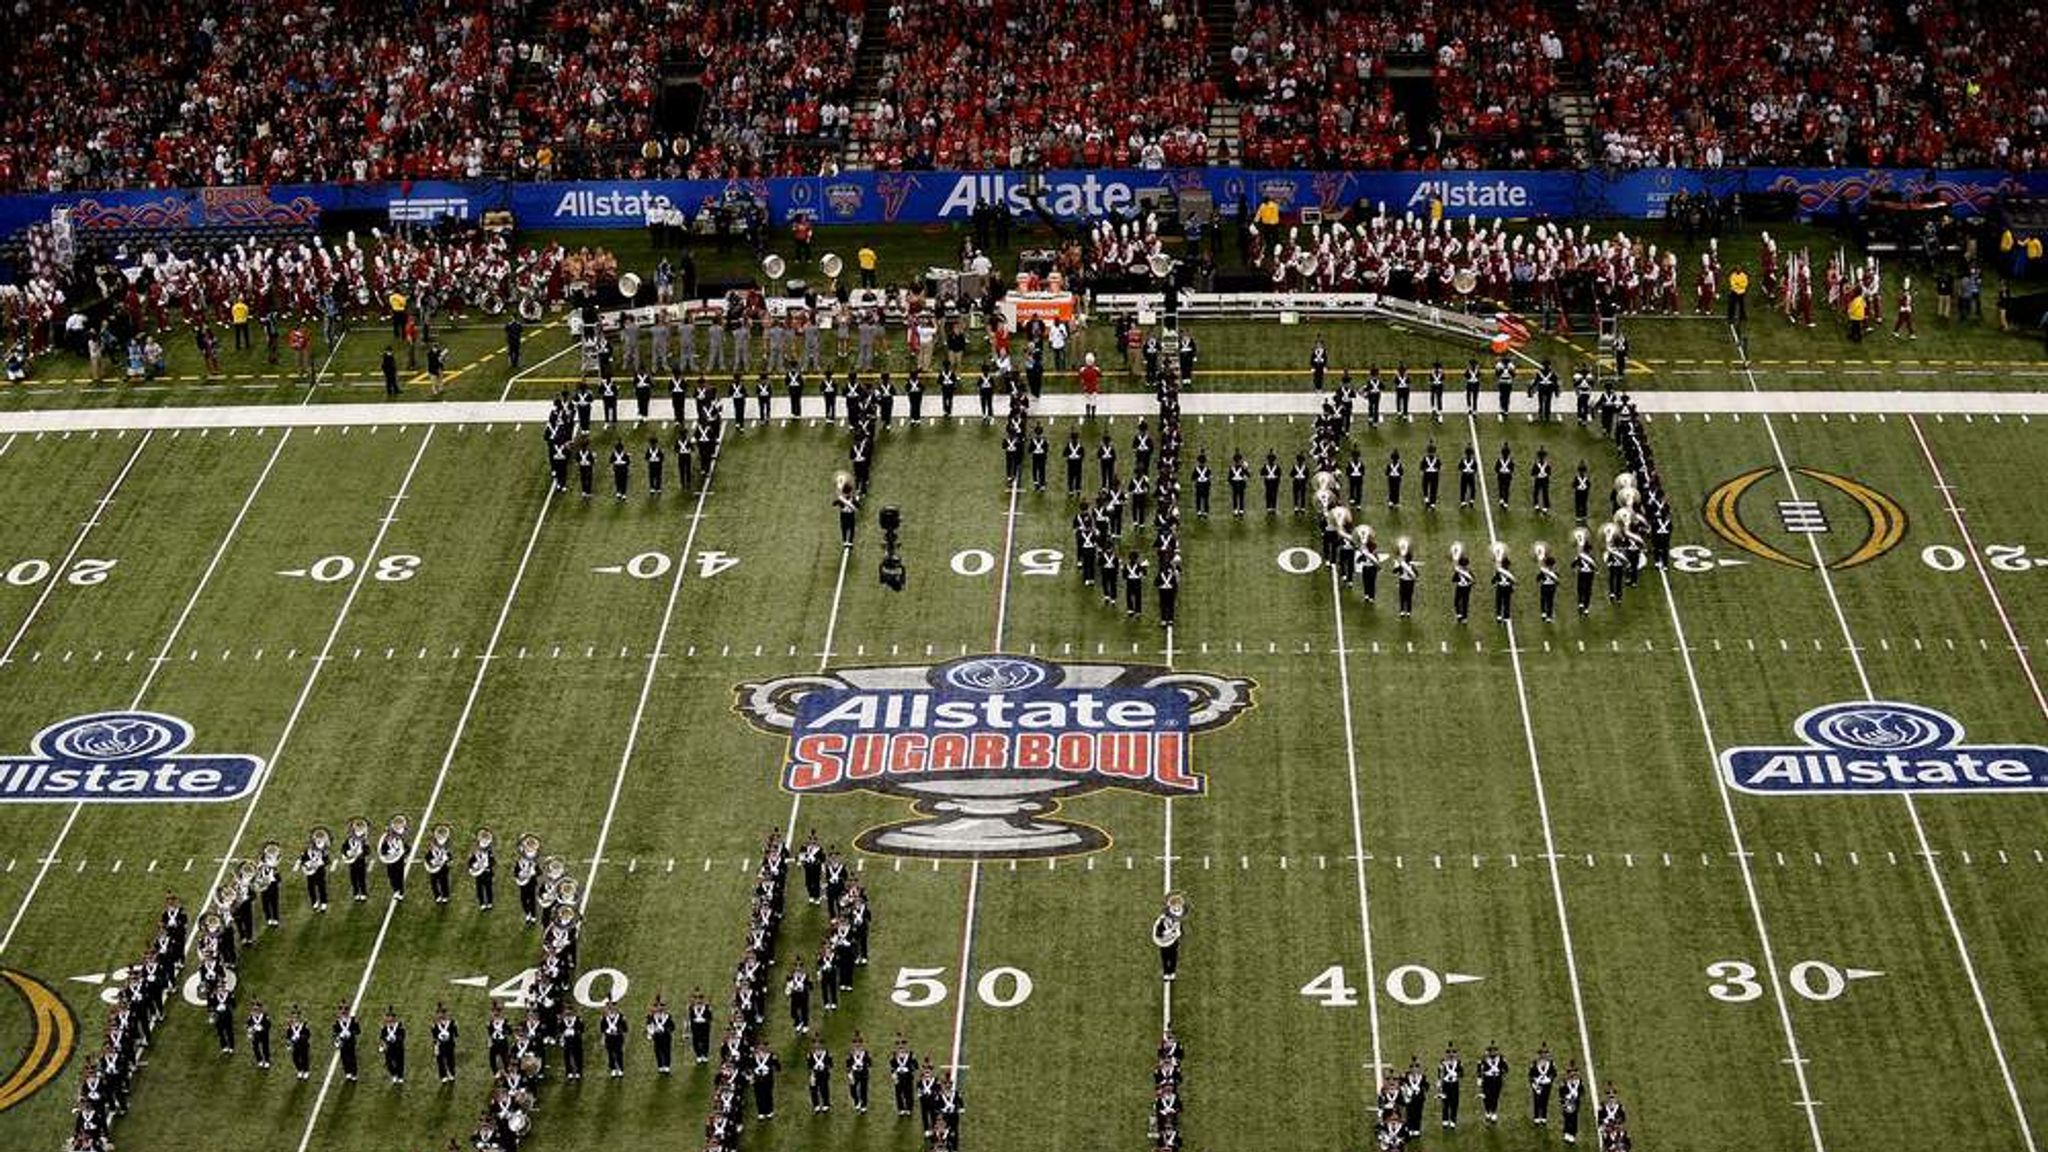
[891,965,1033,1010]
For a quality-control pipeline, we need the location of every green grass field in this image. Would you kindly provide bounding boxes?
[0,274,2043,1152]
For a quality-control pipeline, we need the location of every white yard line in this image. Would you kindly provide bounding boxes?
[783,545,852,846]
[946,474,1022,1079]
[497,321,574,402]
[295,478,557,1152]
[1161,621,1176,1031]
[1462,411,1599,1088]
[0,432,151,669]
[1654,568,1826,1149]
[1730,327,2037,1152]
[0,430,293,955]
[1326,567,1386,1077]
[579,443,721,910]
[1904,415,2047,720]
[304,329,348,404]
[0,390,2046,436]
[195,429,438,950]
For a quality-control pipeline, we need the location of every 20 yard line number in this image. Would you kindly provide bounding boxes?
[1707,959,1884,1003]
[1922,543,2047,573]
[891,965,1033,1009]
[2,558,116,587]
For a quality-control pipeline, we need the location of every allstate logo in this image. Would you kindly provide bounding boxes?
[1724,701,2048,796]
[45,714,186,762]
[943,656,1052,694]
[0,711,263,803]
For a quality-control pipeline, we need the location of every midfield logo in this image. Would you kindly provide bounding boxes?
[0,713,263,803]
[1723,701,2048,795]
[736,656,1254,858]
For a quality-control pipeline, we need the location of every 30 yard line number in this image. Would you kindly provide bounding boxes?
[277,554,420,582]
[891,965,1033,1009]
[1706,959,1883,1003]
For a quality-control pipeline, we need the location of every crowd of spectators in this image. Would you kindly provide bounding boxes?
[1580,0,2046,169]
[0,0,2041,191]
[853,0,1214,171]
[1227,0,1565,170]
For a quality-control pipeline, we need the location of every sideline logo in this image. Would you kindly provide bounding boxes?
[1723,701,2048,795]
[0,713,263,803]
[0,968,74,1112]
[736,655,1254,858]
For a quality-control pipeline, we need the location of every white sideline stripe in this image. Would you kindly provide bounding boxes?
[1904,416,2047,720]
[295,477,557,1152]
[1,390,2046,435]
[1328,567,1386,1075]
[1656,568,1826,1146]
[0,432,151,669]
[0,429,293,955]
[1731,327,2036,1152]
[580,442,723,910]
[196,429,436,950]
[1463,412,1598,1088]
[947,475,1021,1081]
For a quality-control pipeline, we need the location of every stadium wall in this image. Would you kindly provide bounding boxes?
[2,169,2041,238]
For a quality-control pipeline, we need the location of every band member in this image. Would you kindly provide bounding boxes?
[1459,444,1479,507]
[646,437,664,496]
[610,440,631,499]
[1495,355,1515,418]
[1151,895,1184,982]
[1385,449,1403,508]
[1364,367,1383,425]
[1479,1042,1508,1123]
[1529,1045,1557,1126]
[599,375,619,428]
[1157,556,1179,628]
[1419,442,1441,509]
[1560,1064,1585,1143]
[1596,1088,1627,1132]
[1400,1057,1429,1138]
[576,441,595,499]
[835,478,859,548]
[1261,450,1280,515]
[1573,531,1598,616]
[424,824,453,905]
[1494,442,1515,509]
[379,1007,406,1085]
[1228,451,1249,517]
[634,371,653,424]
[1464,358,1482,413]
[514,839,541,925]
[1065,430,1085,494]
[1536,545,1560,622]
[377,817,409,901]
[848,1032,873,1113]
[1309,337,1328,390]
[210,983,236,1054]
[1493,550,1516,623]
[891,1037,919,1116]
[807,1040,834,1112]
[246,1000,272,1070]
[1605,525,1629,603]
[916,1058,941,1134]
[469,829,495,910]
[1437,1043,1463,1129]
[1289,453,1308,514]
[750,1043,781,1119]
[1573,460,1592,522]
[286,1005,312,1080]
[687,989,713,1063]
[560,1008,586,1080]
[1429,360,1447,420]
[1029,424,1050,491]
[1124,550,1147,619]
[431,1004,458,1083]
[255,846,282,926]
[1395,539,1419,617]
[601,1000,628,1077]
[646,995,675,1073]
[1532,448,1552,514]
[1452,544,1475,622]
[1193,451,1212,518]
[342,819,372,902]
[486,1003,510,1074]
[787,963,812,1035]
[299,827,332,912]
[935,1072,964,1143]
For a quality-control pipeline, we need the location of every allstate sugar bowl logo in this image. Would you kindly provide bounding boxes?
[736,656,1254,858]
[0,712,263,803]
[1723,701,2048,795]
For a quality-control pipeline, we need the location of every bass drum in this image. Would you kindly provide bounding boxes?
[479,291,506,316]
[517,296,543,322]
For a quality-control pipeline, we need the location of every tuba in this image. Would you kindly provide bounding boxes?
[426,823,453,872]
[1453,268,1479,296]
[377,814,410,865]
[1152,892,1186,946]
[305,825,334,873]
[513,835,541,885]
[819,253,844,279]
[257,842,281,888]
[834,471,855,500]
[761,254,787,281]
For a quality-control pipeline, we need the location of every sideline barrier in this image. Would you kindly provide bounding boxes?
[2,169,2041,239]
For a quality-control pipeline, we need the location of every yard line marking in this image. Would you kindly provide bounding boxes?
[0,429,294,955]
[581,442,723,912]
[1905,416,2046,720]
[0,432,151,670]
[1161,620,1178,1030]
[295,473,557,1152]
[1328,566,1385,1075]
[197,427,436,954]
[1656,568,1827,1148]
[303,328,348,404]
[1731,326,2036,1152]
[1464,411,1597,1088]
[783,544,852,846]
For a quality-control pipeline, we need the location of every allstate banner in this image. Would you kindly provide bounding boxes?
[1,169,2043,239]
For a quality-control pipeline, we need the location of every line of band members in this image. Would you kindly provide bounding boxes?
[68,895,212,1150]
[1372,1046,1636,1150]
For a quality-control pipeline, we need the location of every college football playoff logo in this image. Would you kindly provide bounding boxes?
[735,656,1255,858]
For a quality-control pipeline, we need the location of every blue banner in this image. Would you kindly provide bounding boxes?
[3,168,2042,240]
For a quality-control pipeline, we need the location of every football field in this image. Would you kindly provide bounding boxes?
[0,323,2043,1152]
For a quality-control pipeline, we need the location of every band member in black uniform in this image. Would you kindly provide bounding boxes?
[645,995,675,1073]
[1494,441,1515,508]
[807,1040,834,1112]
[1529,1045,1557,1126]
[1395,539,1418,617]
[486,1002,510,1073]
[1352,527,1377,602]
[560,1008,586,1080]
[1534,359,1559,421]
[1574,531,1598,616]
[1419,442,1442,510]
[1400,1058,1429,1139]
[1573,460,1592,522]
[299,828,331,912]
[1495,355,1515,419]
[1064,430,1085,495]
[1394,363,1413,419]
[574,381,595,432]
[246,1000,272,1069]
[1534,544,1559,622]
[1465,358,1482,414]
[1574,364,1593,425]
[729,374,749,430]
[1192,452,1212,518]
[1493,551,1517,623]
[1559,1064,1585,1144]
[1479,1042,1508,1123]
[755,374,773,424]
[1605,525,1629,603]
[670,370,690,424]
[1124,551,1146,619]
[1429,361,1446,420]
[687,989,713,1064]
[836,479,859,548]
[848,1033,872,1113]
[646,437,664,496]
[1459,443,1479,507]
[749,1043,781,1119]
[576,441,595,499]
[1260,451,1280,515]
[1002,423,1023,486]
[976,364,996,421]
[906,370,923,423]
[378,1007,405,1085]
[286,1005,313,1080]
[1098,434,1118,489]
[1099,545,1120,607]
[917,1061,941,1135]
[342,819,372,902]
[1532,447,1552,514]
[1228,451,1249,517]
[468,830,494,910]
[633,371,653,424]
[822,370,840,423]
[787,964,812,1035]
[431,1004,458,1083]
[424,825,453,904]
[611,441,631,499]
[891,1037,919,1116]
[548,437,570,493]
[601,1001,628,1078]
[1451,544,1474,623]
[599,375,620,428]
[938,364,958,418]
[1157,557,1178,627]
[1437,1043,1463,1129]
[1364,367,1383,425]
[1384,449,1403,508]
[1290,453,1309,514]
[334,1004,361,1082]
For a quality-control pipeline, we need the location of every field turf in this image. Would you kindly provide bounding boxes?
[0,272,2043,1152]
